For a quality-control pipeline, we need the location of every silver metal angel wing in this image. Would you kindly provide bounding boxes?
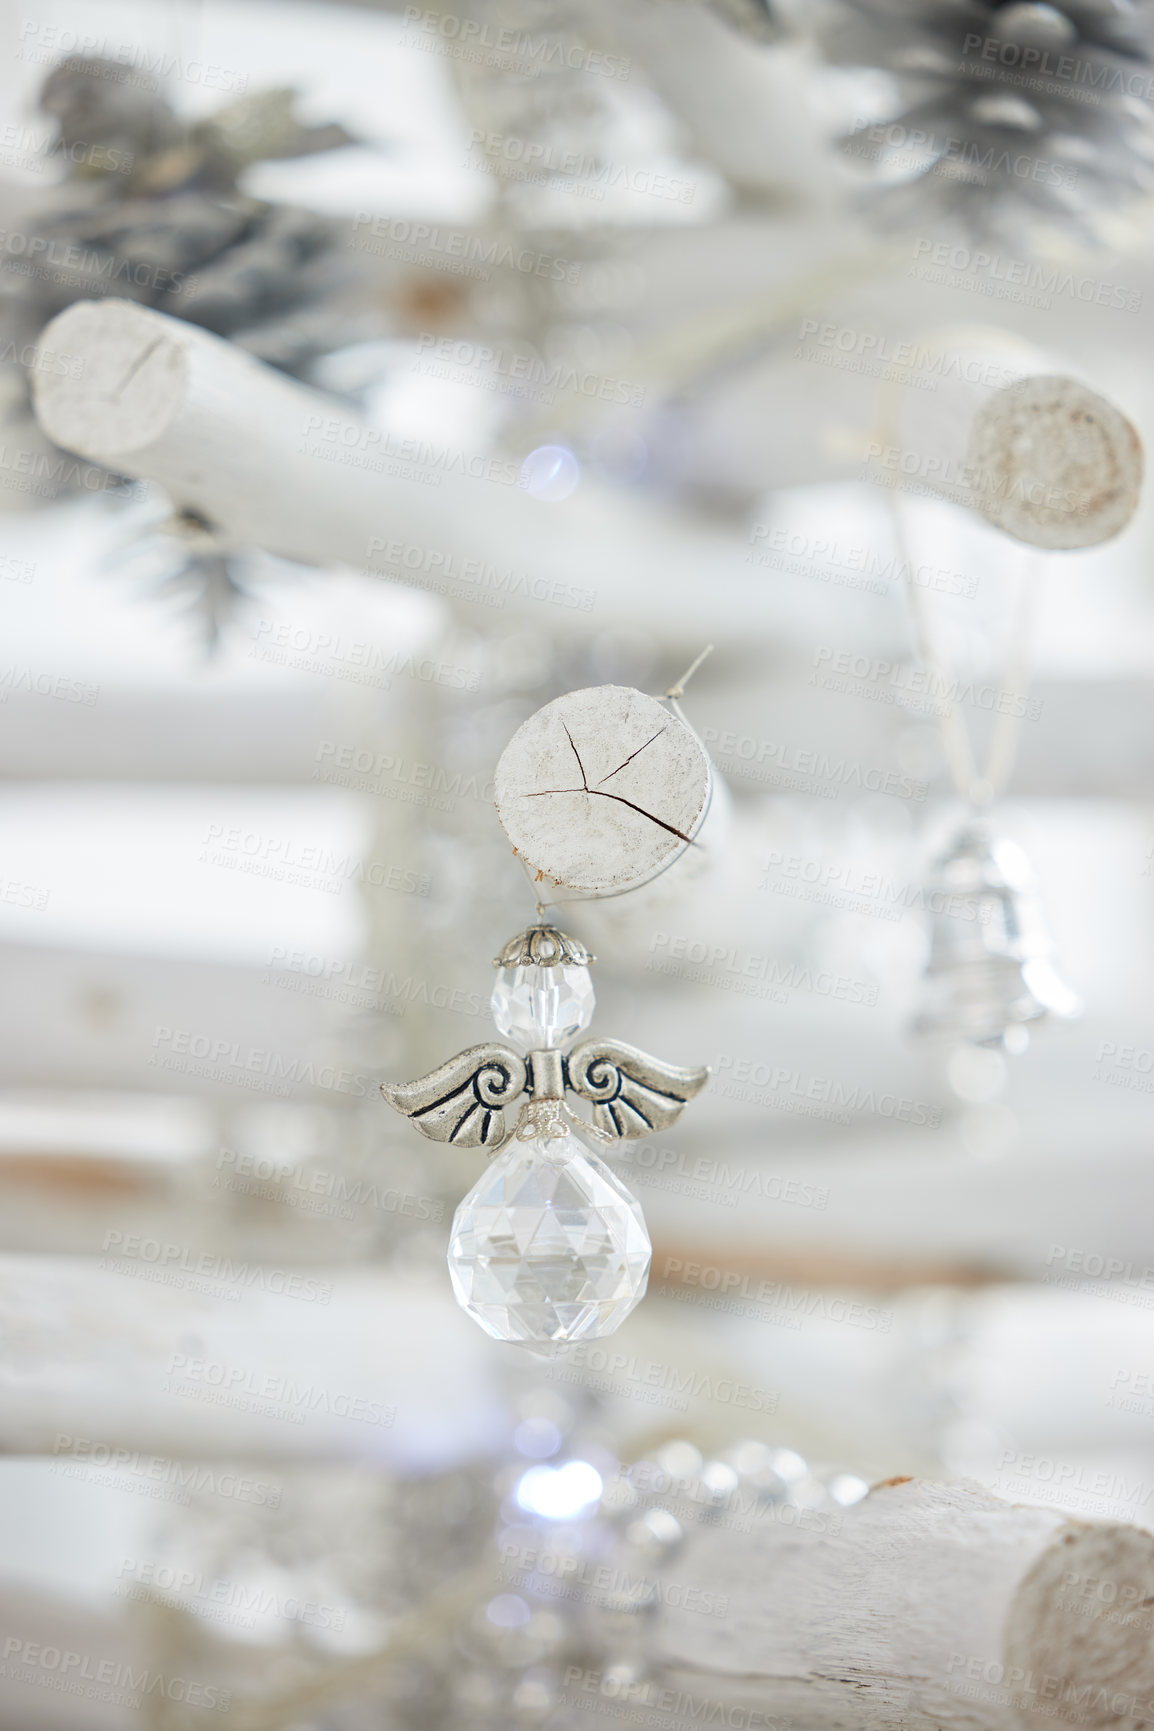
[381,1044,528,1150]
[566,1039,709,1140]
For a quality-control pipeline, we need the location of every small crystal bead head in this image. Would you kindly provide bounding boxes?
[491,923,596,1055]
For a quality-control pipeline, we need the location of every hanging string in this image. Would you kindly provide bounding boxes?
[892,497,1041,806]
[663,642,714,732]
[981,552,1040,801]
[665,642,714,700]
[875,336,1043,809]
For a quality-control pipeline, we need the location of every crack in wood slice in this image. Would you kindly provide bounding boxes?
[495,685,711,896]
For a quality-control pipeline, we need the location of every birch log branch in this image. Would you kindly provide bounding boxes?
[33,298,768,644]
[645,1477,1154,1730]
[1,1245,1150,1722]
[131,1485,1153,1731]
[31,302,1144,635]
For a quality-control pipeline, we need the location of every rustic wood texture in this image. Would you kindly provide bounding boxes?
[494,684,712,897]
[650,1477,1154,1729]
[966,376,1142,550]
[31,298,785,644]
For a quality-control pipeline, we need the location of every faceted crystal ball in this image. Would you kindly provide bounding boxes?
[447,1129,651,1347]
[491,962,594,1053]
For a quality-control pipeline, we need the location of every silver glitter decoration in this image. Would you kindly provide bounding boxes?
[820,0,1154,239]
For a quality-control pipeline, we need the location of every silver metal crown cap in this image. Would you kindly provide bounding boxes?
[494,924,594,969]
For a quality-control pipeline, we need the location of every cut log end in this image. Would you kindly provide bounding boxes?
[1006,1520,1154,1729]
[33,299,190,461]
[646,1478,1154,1730]
[966,374,1143,551]
[494,684,712,899]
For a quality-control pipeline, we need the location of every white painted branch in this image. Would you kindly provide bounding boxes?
[31,299,766,644]
[0,1254,502,1466]
[31,302,1140,648]
[646,1477,1154,1729]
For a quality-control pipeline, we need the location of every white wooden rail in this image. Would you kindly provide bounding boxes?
[32,299,772,643]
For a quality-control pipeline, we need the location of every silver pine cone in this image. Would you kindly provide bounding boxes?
[819,0,1154,240]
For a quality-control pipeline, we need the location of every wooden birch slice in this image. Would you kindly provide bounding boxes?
[965,375,1142,550]
[494,685,712,898]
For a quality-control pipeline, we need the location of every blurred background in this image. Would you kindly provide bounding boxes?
[1,0,1154,1723]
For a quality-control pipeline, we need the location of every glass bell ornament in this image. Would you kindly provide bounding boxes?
[912,821,1080,1053]
[381,923,708,1349]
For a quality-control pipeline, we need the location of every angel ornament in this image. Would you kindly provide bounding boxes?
[381,922,708,1349]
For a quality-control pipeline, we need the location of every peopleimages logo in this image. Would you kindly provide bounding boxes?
[302,414,519,487]
[909,238,1141,313]
[250,618,482,692]
[1045,1242,1154,1286]
[615,1138,830,1212]
[16,20,248,91]
[200,821,430,893]
[747,521,977,599]
[263,945,481,1019]
[363,537,596,613]
[0,666,99,705]
[215,1146,445,1224]
[463,131,696,204]
[861,440,1082,515]
[701,725,927,803]
[51,1436,281,1508]
[498,1540,728,1616]
[414,333,646,406]
[561,1668,792,1729]
[994,1447,1153,1517]
[662,1257,893,1333]
[1056,1567,1154,1628]
[810,645,1043,721]
[116,1558,347,1631]
[760,851,989,924]
[148,1025,376,1100]
[0,1637,230,1712]
[648,930,878,1006]
[795,319,1020,391]
[1091,1039,1154,1097]
[164,1353,394,1426]
[100,1231,334,1304]
[558,1342,778,1413]
[0,225,186,294]
[716,1054,940,1129]
[844,118,1078,190]
[401,6,631,81]
[944,1650,1154,1721]
[350,213,581,282]
[960,29,1154,102]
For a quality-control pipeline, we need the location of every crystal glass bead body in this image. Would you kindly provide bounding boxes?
[491,962,594,1053]
[447,1129,651,1346]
